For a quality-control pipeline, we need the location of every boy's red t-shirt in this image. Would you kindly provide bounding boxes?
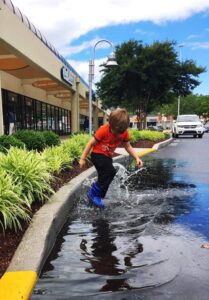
[92,123,130,157]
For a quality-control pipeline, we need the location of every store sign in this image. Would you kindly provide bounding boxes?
[61,66,74,86]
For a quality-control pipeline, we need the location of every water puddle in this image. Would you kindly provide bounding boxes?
[32,157,209,299]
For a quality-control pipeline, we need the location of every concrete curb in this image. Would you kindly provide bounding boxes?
[136,138,173,157]
[152,137,173,150]
[0,140,173,299]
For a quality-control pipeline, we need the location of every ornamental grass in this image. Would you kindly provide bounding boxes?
[0,169,30,232]
[0,147,53,206]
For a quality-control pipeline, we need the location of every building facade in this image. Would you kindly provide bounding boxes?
[0,0,107,136]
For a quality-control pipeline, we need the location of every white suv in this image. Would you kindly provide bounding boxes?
[172,114,204,138]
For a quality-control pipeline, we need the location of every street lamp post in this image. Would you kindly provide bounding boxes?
[88,39,118,135]
[177,43,184,116]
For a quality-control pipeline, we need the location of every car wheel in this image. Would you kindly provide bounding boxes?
[198,134,203,138]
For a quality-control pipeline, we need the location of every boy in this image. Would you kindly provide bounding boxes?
[79,108,143,208]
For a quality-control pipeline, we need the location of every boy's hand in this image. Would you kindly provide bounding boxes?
[135,157,143,168]
[79,158,86,168]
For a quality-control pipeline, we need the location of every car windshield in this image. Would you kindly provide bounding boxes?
[177,115,200,122]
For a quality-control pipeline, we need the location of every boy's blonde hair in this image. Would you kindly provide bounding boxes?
[109,108,129,134]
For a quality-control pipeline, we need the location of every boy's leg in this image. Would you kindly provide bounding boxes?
[91,153,116,197]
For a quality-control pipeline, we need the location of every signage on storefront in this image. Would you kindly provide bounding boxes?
[61,66,74,86]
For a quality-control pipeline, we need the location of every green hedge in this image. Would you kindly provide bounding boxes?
[13,130,46,151]
[12,130,60,151]
[129,129,168,143]
[42,131,60,147]
[0,135,25,153]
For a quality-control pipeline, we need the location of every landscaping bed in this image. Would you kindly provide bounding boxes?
[131,139,155,148]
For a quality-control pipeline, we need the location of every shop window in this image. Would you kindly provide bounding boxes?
[25,97,35,129]
[51,106,55,131]
[36,101,42,131]
[47,104,52,130]
[42,103,47,130]
[55,107,59,133]
[1,89,70,135]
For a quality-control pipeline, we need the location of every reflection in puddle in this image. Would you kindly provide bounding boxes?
[32,157,209,299]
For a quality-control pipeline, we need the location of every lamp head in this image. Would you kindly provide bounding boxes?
[178,43,184,48]
[105,53,118,67]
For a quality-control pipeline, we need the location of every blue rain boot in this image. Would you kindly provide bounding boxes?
[87,182,105,208]
[87,188,94,207]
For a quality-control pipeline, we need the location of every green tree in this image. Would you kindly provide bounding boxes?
[196,95,209,118]
[159,94,209,118]
[97,40,205,118]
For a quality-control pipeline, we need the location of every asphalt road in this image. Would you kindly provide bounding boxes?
[151,133,209,185]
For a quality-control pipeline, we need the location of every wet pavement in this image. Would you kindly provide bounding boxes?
[32,134,209,300]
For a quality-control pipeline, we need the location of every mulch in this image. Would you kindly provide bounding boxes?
[131,140,156,148]
[0,139,156,278]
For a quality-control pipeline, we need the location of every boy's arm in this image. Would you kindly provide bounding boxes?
[123,142,143,167]
[79,137,97,168]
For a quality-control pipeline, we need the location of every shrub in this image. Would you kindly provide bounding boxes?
[62,133,91,162]
[70,133,91,149]
[0,147,53,206]
[42,134,91,174]
[42,131,60,147]
[42,146,73,174]
[138,130,165,141]
[164,132,171,139]
[129,129,167,142]
[13,130,46,152]
[0,168,30,232]
[129,129,140,143]
[0,135,24,153]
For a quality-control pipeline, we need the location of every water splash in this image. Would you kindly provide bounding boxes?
[82,162,145,193]
[113,162,146,192]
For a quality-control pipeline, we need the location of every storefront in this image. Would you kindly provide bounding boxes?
[0,0,107,136]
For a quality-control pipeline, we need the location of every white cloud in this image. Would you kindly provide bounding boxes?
[189,42,209,49]
[187,34,201,39]
[135,28,148,35]
[61,37,115,56]
[69,57,110,88]
[12,0,209,51]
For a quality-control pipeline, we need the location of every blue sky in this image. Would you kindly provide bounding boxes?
[13,0,209,95]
